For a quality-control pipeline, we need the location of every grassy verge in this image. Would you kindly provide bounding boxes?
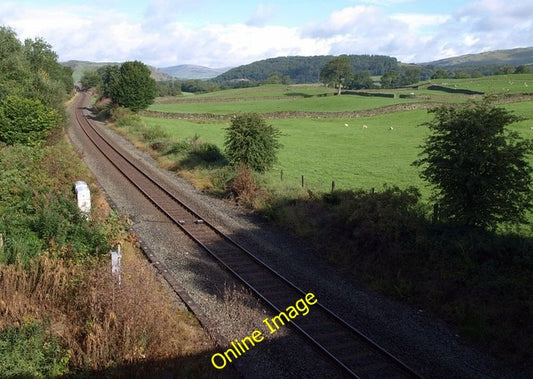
[0,137,215,377]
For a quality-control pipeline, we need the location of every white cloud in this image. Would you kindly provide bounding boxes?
[0,0,531,68]
[247,3,278,27]
[390,13,450,32]
[418,0,533,61]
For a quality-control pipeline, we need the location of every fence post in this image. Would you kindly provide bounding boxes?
[331,180,335,192]
[280,169,283,181]
[301,175,305,187]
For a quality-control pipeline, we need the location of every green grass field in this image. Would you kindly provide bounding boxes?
[142,74,533,197]
[149,93,420,114]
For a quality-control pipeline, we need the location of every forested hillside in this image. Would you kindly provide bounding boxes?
[213,55,399,84]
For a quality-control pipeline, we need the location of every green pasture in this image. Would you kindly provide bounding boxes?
[180,84,333,100]
[149,94,420,114]
[141,74,533,197]
[429,74,533,95]
[144,110,431,194]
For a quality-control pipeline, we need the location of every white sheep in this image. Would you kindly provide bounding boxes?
[389,126,394,131]
[344,123,349,127]
[362,124,368,129]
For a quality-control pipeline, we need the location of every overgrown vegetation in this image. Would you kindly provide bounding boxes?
[0,25,216,377]
[0,26,73,146]
[266,186,532,367]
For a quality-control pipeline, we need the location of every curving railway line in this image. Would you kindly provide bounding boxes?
[73,92,423,379]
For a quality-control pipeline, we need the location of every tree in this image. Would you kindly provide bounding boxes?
[514,65,530,74]
[349,70,374,89]
[224,113,281,172]
[0,95,60,146]
[380,70,400,88]
[97,65,120,98]
[401,67,420,85]
[80,70,101,90]
[413,99,533,229]
[431,68,450,79]
[0,27,30,99]
[320,55,353,95]
[110,61,157,111]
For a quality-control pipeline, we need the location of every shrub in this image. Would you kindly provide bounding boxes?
[141,124,169,142]
[228,163,261,207]
[0,95,60,146]
[0,321,70,378]
[224,113,281,172]
[414,99,533,229]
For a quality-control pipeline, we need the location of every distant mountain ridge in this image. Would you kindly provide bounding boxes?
[159,64,231,79]
[424,47,533,68]
[62,60,173,82]
[63,46,533,84]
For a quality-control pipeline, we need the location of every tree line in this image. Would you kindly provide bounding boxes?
[212,55,399,85]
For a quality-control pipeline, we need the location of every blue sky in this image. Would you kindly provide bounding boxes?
[1,0,532,68]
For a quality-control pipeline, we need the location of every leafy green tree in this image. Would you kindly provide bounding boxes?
[454,70,471,79]
[0,27,30,99]
[380,70,401,88]
[401,67,420,85]
[320,55,353,95]
[224,113,281,172]
[349,70,374,89]
[514,65,530,74]
[0,95,60,146]
[80,70,101,90]
[97,65,120,98]
[431,68,450,79]
[23,38,73,109]
[263,72,282,84]
[110,61,157,111]
[414,99,533,229]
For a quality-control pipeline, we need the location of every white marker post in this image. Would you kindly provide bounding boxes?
[111,244,122,285]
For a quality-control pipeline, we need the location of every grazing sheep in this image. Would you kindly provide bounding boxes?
[344,123,349,127]
[362,124,368,129]
[389,126,394,131]
[530,126,533,131]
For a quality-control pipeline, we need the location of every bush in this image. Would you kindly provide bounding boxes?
[228,163,260,207]
[0,95,60,146]
[0,321,70,378]
[224,113,281,172]
[110,106,144,129]
[414,99,533,229]
[141,124,169,142]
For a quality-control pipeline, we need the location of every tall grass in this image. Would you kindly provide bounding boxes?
[0,244,213,375]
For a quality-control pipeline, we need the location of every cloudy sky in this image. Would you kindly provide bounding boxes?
[1,0,532,68]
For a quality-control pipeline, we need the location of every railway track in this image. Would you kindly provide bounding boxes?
[74,92,423,379]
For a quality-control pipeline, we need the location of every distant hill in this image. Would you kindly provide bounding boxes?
[213,55,399,84]
[62,60,173,82]
[159,64,231,80]
[423,47,533,69]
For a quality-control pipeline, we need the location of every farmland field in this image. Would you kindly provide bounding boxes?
[141,75,533,197]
